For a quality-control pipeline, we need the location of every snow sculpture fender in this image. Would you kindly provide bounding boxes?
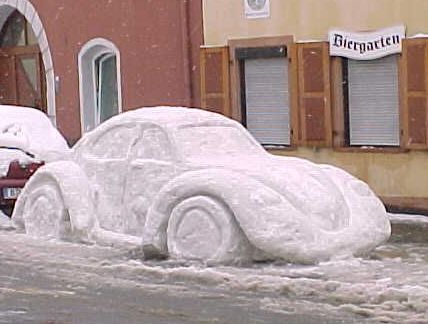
[319,164,391,254]
[141,168,307,262]
[142,166,391,264]
[12,161,96,242]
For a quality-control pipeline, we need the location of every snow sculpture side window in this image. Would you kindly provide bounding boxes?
[89,125,134,159]
[78,38,122,133]
[132,127,172,161]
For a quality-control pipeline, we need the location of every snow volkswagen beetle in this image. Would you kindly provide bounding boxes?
[12,107,390,263]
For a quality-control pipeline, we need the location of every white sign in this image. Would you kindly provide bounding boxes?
[245,0,270,19]
[329,25,405,60]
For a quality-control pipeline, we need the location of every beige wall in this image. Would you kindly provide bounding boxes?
[203,0,428,200]
[272,148,428,198]
[203,0,428,45]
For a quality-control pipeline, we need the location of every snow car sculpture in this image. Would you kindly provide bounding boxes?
[0,105,69,217]
[12,107,391,264]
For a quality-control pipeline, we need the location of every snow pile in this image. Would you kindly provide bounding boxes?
[1,227,427,323]
[107,245,428,324]
[13,106,391,264]
[0,105,69,161]
[0,210,14,229]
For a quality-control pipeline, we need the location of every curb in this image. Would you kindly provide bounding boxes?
[388,213,428,243]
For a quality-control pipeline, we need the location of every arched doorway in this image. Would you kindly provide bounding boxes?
[0,9,46,112]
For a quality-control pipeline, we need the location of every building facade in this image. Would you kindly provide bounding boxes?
[0,0,203,144]
[201,0,428,212]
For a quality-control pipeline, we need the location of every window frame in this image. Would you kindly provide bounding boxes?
[342,55,400,147]
[81,124,136,160]
[132,126,174,162]
[78,38,122,134]
[228,36,297,149]
[0,9,37,48]
[331,55,408,153]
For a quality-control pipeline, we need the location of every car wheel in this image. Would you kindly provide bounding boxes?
[166,196,251,263]
[22,175,72,240]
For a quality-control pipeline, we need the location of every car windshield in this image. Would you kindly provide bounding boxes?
[175,125,261,161]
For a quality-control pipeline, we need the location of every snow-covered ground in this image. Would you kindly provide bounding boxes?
[0,213,427,323]
[0,211,13,230]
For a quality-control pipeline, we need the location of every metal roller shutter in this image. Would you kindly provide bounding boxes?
[244,57,290,145]
[348,55,399,146]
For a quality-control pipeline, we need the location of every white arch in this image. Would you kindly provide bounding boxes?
[78,37,123,133]
[0,0,56,124]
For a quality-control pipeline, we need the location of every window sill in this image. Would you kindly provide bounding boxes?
[381,196,428,215]
[264,145,297,152]
[333,146,410,154]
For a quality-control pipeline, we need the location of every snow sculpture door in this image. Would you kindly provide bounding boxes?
[79,124,136,233]
[122,125,178,236]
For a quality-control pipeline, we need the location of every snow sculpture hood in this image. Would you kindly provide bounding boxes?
[185,153,349,233]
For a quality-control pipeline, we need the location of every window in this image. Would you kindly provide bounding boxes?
[176,125,261,161]
[0,9,46,111]
[243,56,290,145]
[89,125,135,159]
[0,10,37,47]
[342,55,400,147]
[237,46,291,146]
[200,36,295,147]
[132,127,172,161]
[95,53,118,125]
[79,38,122,133]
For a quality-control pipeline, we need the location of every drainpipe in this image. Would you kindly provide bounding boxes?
[180,0,192,107]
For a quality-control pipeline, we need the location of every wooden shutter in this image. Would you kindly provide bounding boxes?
[200,46,230,116]
[401,38,428,149]
[297,42,332,146]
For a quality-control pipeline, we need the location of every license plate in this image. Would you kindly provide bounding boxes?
[2,187,22,199]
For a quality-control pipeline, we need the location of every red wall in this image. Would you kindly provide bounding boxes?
[30,0,203,144]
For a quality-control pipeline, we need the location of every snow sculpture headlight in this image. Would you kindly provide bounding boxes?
[348,179,372,197]
[249,187,283,207]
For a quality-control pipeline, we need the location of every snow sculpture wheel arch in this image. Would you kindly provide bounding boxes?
[142,169,266,263]
[167,195,250,263]
[12,161,96,242]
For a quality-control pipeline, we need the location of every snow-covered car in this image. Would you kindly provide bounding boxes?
[0,105,69,217]
[12,107,390,264]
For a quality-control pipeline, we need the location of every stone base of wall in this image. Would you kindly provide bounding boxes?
[381,196,428,216]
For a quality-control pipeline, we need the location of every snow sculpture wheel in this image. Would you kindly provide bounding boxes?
[22,175,72,240]
[166,196,246,263]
